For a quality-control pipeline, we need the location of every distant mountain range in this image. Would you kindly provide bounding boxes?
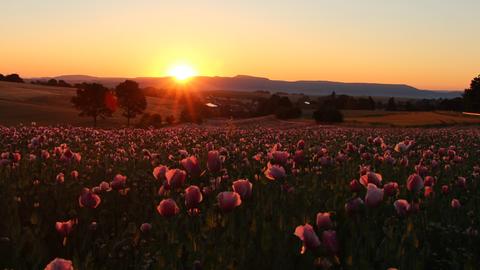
[29,74,463,99]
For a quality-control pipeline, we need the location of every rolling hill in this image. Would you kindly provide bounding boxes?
[0,81,184,127]
[30,75,462,99]
[0,81,477,127]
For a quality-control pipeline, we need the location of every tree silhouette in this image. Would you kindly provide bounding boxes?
[255,94,302,119]
[0,74,4,81]
[115,80,147,126]
[463,75,480,112]
[4,74,24,83]
[71,83,116,127]
[47,79,58,86]
[386,97,397,111]
[368,96,376,110]
[313,105,343,123]
[58,80,72,87]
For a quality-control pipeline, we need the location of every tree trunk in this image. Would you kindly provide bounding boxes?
[94,116,97,127]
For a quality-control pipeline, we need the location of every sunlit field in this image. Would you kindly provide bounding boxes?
[2,81,480,129]
[0,81,184,127]
[1,124,479,269]
[343,111,480,127]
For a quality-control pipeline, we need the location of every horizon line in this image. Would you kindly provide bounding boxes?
[19,73,464,92]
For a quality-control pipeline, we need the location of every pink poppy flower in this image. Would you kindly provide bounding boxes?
[365,183,384,207]
[264,163,286,181]
[217,191,242,212]
[12,152,21,162]
[393,199,410,217]
[349,179,362,193]
[316,212,333,230]
[359,172,382,187]
[111,174,127,190]
[41,150,50,160]
[293,150,305,165]
[232,179,253,199]
[297,139,305,149]
[407,174,424,193]
[207,150,222,173]
[99,181,112,192]
[384,182,399,197]
[424,186,434,198]
[55,220,74,237]
[181,156,201,177]
[185,185,203,209]
[153,165,168,180]
[56,173,65,184]
[140,223,152,233]
[451,199,461,209]
[44,258,73,270]
[165,169,187,189]
[394,141,411,153]
[424,176,435,187]
[70,170,79,180]
[294,223,320,254]
[78,188,101,209]
[157,199,180,217]
[457,177,467,189]
[271,151,289,165]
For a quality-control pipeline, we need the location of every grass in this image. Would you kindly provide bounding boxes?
[0,81,185,127]
[344,110,480,127]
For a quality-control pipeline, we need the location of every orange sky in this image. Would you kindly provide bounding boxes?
[1,1,479,90]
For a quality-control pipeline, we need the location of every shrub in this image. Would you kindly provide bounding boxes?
[313,106,344,123]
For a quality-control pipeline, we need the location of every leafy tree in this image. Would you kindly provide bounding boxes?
[4,74,24,83]
[368,96,376,110]
[463,75,480,112]
[0,74,4,81]
[47,79,58,86]
[115,80,147,126]
[330,91,336,101]
[71,83,116,127]
[256,94,302,119]
[405,101,414,111]
[278,96,293,107]
[386,97,397,111]
[58,80,72,88]
[313,105,344,123]
[438,97,464,111]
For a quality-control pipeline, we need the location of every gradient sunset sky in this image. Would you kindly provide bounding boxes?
[1,0,479,90]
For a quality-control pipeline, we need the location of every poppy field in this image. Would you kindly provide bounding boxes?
[0,125,479,269]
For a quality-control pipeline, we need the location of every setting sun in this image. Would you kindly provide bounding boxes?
[168,64,197,82]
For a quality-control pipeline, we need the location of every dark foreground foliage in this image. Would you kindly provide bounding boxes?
[0,125,479,269]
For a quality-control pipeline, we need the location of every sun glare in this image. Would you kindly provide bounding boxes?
[168,64,197,82]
